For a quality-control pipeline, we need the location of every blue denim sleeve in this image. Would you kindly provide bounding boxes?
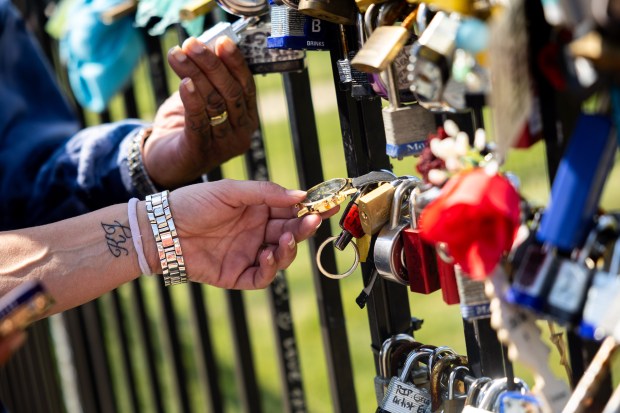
[0,0,150,230]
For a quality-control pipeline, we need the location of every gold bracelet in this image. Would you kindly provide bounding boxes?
[145,190,187,286]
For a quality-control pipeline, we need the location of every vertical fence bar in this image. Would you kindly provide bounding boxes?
[245,128,308,413]
[329,24,414,360]
[283,67,358,413]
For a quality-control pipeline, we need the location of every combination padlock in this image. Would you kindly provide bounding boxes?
[374,180,419,286]
[403,188,441,295]
[376,349,433,413]
[267,1,330,50]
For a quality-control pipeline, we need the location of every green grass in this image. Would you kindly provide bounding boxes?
[94,46,620,413]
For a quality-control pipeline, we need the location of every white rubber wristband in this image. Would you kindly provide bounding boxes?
[128,198,153,276]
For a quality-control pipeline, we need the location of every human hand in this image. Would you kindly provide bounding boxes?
[146,180,337,289]
[144,36,259,189]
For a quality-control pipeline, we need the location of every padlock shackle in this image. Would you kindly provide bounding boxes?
[448,366,470,400]
[390,179,419,230]
[477,377,528,411]
[464,376,492,407]
[399,348,433,382]
[378,334,416,377]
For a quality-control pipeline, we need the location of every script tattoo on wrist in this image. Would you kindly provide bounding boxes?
[101,220,132,257]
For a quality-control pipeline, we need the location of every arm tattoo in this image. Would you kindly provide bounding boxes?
[101,221,132,257]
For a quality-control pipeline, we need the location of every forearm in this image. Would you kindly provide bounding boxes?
[0,202,154,314]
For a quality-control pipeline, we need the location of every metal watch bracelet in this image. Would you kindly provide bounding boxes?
[145,191,187,286]
[128,127,159,198]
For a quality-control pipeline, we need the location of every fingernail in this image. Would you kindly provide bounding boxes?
[286,189,306,198]
[170,46,187,62]
[219,36,236,54]
[266,251,274,265]
[315,219,322,230]
[288,236,296,249]
[189,39,205,55]
[182,78,195,93]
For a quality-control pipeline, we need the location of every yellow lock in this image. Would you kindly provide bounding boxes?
[357,234,372,262]
[358,182,396,235]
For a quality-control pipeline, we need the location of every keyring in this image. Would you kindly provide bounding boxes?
[316,236,360,280]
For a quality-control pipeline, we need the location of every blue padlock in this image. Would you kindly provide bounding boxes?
[267,2,330,51]
[536,113,616,251]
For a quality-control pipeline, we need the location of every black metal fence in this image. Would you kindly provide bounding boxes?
[0,0,605,412]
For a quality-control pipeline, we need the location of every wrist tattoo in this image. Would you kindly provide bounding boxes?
[101,221,132,257]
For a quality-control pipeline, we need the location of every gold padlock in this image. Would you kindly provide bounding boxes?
[357,234,372,262]
[358,182,396,235]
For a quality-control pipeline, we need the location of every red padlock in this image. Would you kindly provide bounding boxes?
[402,189,441,294]
[335,194,365,251]
[436,244,460,305]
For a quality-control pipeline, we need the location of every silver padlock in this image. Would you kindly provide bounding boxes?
[477,377,529,412]
[237,21,307,74]
[375,334,417,405]
[374,179,419,285]
[462,376,492,412]
[443,365,470,413]
[382,63,436,159]
[582,233,620,340]
[377,349,434,413]
[546,214,617,325]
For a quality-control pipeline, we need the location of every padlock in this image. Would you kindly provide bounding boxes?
[429,353,467,412]
[506,242,559,313]
[477,377,529,412]
[462,376,492,412]
[581,233,620,340]
[335,191,365,251]
[297,0,356,25]
[456,264,491,320]
[536,113,616,252]
[358,181,398,236]
[374,180,419,285]
[383,62,437,158]
[267,1,330,50]
[376,349,433,413]
[336,25,353,89]
[497,391,543,413]
[444,365,470,413]
[409,11,461,111]
[357,234,372,262]
[374,334,417,404]
[197,16,261,49]
[350,24,410,74]
[403,188,441,295]
[236,22,308,74]
[426,0,492,19]
[436,248,460,305]
[545,214,618,325]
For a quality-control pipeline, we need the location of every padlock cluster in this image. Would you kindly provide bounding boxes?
[374,335,537,413]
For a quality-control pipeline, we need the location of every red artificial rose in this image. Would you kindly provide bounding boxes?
[419,168,521,280]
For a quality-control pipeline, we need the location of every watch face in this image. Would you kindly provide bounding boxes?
[303,178,348,203]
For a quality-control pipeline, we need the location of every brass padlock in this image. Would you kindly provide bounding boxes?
[298,0,356,25]
[358,182,397,235]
